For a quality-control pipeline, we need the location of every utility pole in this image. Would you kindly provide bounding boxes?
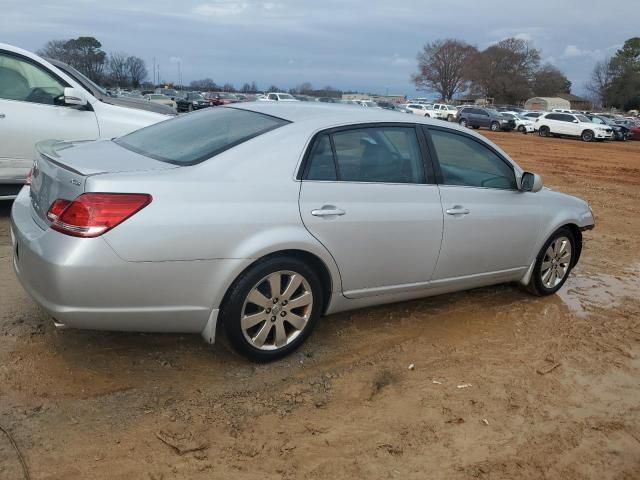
[152,57,156,85]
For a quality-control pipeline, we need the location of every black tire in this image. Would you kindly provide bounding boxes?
[188,104,194,112]
[581,130,594,142]
[538,126,550,137]
[459,118,468,127]
[490,121,500,132]
[517,125,525,133]
[220,256,324,361]
[424,113,430,118]
[525,227,576,296]
[471,125,480,129]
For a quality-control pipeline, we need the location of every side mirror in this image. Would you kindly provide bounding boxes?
[573,119,579,123]
[63,87,88,106]
[521,172,543,193]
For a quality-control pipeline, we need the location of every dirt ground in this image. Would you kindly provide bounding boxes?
[1,132,639,480]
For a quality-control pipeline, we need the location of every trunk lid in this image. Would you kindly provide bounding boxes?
[30,139,176,229]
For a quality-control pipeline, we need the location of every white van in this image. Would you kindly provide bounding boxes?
[0,43,171,199]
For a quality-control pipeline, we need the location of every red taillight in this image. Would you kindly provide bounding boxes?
[46,193,152,237]
[47,199,72,222]
[25,168,33,186]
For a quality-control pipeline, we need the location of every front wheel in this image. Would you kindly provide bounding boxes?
[538,126,550,137]
[525,227,575,296]
[581,130,594,142]
[517,125,525,133]
[424,113,430,118]
[490,121,500,132]
[459,118,468,127]
[221,256,323,361]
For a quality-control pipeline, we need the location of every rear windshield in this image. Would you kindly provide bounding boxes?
[115,107,289,165]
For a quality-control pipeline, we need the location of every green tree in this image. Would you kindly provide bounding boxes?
[532,64,571,96]
[607,37,640,109]
[64,37,107,82]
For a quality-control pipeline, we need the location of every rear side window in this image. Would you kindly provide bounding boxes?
[430,129,516,190]
[115,107,289,165]
[305,126,425,184]
[306,135,337,181]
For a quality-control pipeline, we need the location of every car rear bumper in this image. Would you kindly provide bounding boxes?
[10,187,249,339]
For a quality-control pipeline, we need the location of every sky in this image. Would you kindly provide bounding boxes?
[1,0,638,98]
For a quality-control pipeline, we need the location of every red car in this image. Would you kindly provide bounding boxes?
[204,92,240,106]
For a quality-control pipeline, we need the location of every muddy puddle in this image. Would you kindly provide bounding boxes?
[558,265,640,317]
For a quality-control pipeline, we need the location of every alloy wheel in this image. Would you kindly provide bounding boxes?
[540,236,572,289]
[241,271,313,350]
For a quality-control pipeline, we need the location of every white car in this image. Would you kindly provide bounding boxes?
[144,94,177,110]
[535,112,613,142]
[431,104,458,121]
[261,92,299,102]
[0,43,170,199]
[405,103,433,116]
[502,112,535,133]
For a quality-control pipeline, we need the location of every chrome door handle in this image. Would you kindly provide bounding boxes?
[446,206,470,215]
[0,113,5,119]
[311,206,345,217]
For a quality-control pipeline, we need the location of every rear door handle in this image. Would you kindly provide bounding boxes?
[0,113,5,119]
[446,206,470,216]
[311,206,345,217]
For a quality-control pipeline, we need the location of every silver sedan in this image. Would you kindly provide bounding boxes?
[11,103,595,360]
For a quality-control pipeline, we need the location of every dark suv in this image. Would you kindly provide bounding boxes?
[457,107,516,131]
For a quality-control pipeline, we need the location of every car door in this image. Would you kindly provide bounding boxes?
[425,126,542,282]
[0,50,99,175]
[298,124,444,298]
[476,109,490,128]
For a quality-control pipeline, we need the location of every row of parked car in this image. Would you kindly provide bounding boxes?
[401,101,640,142]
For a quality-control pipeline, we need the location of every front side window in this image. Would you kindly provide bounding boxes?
[116,107,289,165]
[0,52,65,105]
[305,126,426,184]
[430,129,516,190]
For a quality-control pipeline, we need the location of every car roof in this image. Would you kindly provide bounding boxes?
[231,101,423,125]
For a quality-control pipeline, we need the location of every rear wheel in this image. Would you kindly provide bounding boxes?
[424,113,430,118]
[581,130,594,142]
[525,227,575,296]
[538,126,550,137]
[221,256,323,361]
[490,121,500,132]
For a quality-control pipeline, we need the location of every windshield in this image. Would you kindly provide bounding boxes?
[501,113,515,119]
[517,114,529,120]
[115,107,290,165]
[54,62,108,96]
[575,114,590,122]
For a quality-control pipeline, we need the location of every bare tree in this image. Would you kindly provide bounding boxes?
[411,39,477,101]
[466,37,540,104]
[37,40,70,62]
[190,78,217,90]
[108,52,129,86]
[221,83,236,92]
[126,56,147,88]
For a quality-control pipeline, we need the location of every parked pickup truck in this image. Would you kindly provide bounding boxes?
[430,104,458,121]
